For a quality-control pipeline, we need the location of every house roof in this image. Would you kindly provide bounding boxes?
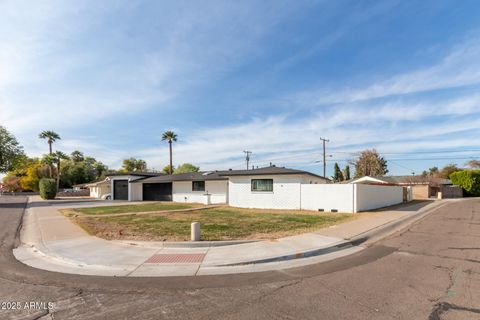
[85,179,111,187]
[132,171,228,183]
[350,175,452,186]
[218,166,329,180]
[132,166,329,184]
[106,171,164,177]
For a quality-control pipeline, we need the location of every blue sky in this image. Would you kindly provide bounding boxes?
[1,0,480,177]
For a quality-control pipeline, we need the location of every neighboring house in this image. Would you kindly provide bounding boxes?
[349,175,462,199]
[72,183,88,191]
[85,178,111,199]
[106,166,405,213]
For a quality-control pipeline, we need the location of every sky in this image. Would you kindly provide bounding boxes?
[1,0,480,177]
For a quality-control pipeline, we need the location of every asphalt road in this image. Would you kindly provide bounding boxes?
[1,196,479,320]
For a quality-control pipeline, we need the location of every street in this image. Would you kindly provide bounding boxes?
[1,196,479,320]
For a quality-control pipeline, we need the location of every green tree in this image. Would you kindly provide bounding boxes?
[0,126,24,173]
[428,166,439,177]
[439,164,461,179]
[121,158,147,172]
[332,162,344,182]
[162,130,178,175]
[174,163,200,174]
[70,150,84,163]
[343,165,351,181]
[162,165,174,174]
[450,170,480,196]
[43,151,69,191]
[38,130,60,154]
[354,149,388,178]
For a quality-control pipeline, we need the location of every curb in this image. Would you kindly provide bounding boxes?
[118,239,259,248]
[218,200,450,267]
[218,240,352,266]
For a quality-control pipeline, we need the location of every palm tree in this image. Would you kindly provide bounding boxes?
[44,151,69,191]
[70,150,84,163]
[162,131,178,175]
[39,131,61,154]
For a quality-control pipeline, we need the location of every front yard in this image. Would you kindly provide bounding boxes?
[64,204,356,241]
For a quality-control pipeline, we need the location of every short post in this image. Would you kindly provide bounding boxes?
[437,191,443,200]
[191,222,201,241]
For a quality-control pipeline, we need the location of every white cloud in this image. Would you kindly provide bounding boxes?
[0,1,296,158]
[138,93,480,172]
[289,35,480,106]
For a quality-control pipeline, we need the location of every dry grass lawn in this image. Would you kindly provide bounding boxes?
[67,205,356,241]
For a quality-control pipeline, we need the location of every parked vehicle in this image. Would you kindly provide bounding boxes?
[101,193,112,200]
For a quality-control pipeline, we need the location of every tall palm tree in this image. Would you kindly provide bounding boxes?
[39,131,61,154]
[162,131,178,175]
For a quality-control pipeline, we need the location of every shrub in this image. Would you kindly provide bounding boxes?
[39,178,57,199]
[449,170,480,196]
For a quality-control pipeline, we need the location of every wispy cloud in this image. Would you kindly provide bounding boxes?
[139,92,480,171]
[289,35,480,106]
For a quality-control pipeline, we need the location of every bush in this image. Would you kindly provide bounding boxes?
[449,170,480,196]
[39,178,57,199]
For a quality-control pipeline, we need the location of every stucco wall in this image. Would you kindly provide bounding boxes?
[228,175,303,209]
[300,184,355,212]
[355,184,404,211]
[130,183,143,201]
[172,180,228,204]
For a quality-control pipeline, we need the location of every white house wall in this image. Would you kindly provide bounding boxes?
[172,180,228,204]
[355,184,404,211]
[300,184,355,212]
[228,175,303,209]
[130,183,143,201]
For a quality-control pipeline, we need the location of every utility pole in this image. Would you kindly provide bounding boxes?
[243,150,252,170]
[320,138,329,177]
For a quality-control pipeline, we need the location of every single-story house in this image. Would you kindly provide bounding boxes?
[349,175,463,199]
[106,166,406,213]
[108,166,329,205]
[85,178,111,199]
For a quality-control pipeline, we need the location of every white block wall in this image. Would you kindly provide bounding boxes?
[355,184,404,211]
[301,184,355,212]
[172,180,228,204]
[229,176,403,213]
[300,184,403,213]
[228,175,304,209]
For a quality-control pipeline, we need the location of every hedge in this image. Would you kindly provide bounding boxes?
[39,178,57,200]
[449,170,480,196]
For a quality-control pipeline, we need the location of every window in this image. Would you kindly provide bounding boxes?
[192,181,205,191]
[251,179,273,192]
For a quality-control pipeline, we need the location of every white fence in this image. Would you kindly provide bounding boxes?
[300,184,404,213]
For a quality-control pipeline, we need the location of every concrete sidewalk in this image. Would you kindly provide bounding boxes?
[13,197,451,277]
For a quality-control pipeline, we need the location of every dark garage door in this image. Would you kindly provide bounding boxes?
[113,180,128,200]
[143,183,172,201]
